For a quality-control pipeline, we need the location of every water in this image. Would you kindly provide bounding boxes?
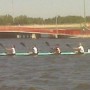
[0,38,90,90]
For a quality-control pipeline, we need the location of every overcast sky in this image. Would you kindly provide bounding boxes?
[0,0,90,18]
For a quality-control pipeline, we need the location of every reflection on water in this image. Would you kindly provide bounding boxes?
[0,38,90,90]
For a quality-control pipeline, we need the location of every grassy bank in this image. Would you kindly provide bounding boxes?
[23,23,90,29]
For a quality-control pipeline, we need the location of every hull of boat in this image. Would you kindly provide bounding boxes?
[0,52,90,56]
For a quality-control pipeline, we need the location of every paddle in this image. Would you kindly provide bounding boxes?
[45,41,60,46]
[45,41,53,52]
[20,42,26,47]
[20,42,33,53]
[45,41,50,46]
[45,41,60,53]
[0,43,6,50]
[66,44,73,49]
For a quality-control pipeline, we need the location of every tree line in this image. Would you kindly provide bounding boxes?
[0,15,90,25]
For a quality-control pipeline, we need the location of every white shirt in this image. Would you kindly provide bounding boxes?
[33,47,38,54]
[11,47,16,54]
[78,45,84,53]
[57,48,61,53]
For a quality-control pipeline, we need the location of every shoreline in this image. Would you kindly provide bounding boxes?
[21,23,90,29]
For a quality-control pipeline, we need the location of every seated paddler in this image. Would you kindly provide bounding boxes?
[73,43,84,54]
[6,45,16,55]
[52,44,61,54]
[29,45,38,55]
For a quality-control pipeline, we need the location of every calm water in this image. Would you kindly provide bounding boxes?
[0,38,90,90]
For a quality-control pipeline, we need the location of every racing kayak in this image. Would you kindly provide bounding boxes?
[0,52,90,56]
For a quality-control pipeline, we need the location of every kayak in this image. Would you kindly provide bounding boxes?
[0,52,53,56]
[0,52,90,56]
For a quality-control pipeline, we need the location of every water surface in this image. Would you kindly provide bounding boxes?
[0,38,90,90]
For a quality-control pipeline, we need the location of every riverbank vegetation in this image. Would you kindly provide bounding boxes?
[0,15,90,26]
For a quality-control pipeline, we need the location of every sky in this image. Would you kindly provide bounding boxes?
[0,0,90,18]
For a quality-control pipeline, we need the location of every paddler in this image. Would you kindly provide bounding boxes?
[54,47,61,54]
[32,45,38,55]
[6,45,16,55]
[53,44,61,54]
[74,43,84,54]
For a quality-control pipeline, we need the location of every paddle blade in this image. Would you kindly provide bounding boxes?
[20,42,26,47]
[45,41,50,46]
[0,43,5,49]
[66,44,72,48]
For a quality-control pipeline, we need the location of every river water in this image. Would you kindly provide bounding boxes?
[0,38,90,90]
